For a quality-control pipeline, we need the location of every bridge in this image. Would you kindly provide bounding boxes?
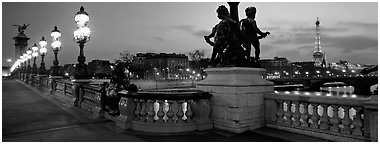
[267,76,378,95]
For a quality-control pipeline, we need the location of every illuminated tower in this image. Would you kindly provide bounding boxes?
[313,17,327,67]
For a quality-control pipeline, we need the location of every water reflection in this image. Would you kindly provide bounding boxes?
[275,85,368,98]
[276,85,370,120]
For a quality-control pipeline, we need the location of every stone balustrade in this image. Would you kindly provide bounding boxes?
[265,93,377,141]
[55,80,74,97]
[116,89,213,133]
[17,74,377,141]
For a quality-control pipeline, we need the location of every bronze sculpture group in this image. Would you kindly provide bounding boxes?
[204,5,270,67]
[13,24,30,36]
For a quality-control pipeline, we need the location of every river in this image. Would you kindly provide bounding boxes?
[274,84,376,98]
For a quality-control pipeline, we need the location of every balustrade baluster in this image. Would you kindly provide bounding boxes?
[139,99,149,122]
[300,102,310,128]
[319,104,330,130]
[146,100,155,123]
[63,83,67,95]
[292,102,301,126]
[134,99,141,120]
[352,107,363,136]
[276,100,284,123]
[166,100,175,123]
[156,100,165,123]
[176,100,185,123]
[284,101,292,125]
[185,100,194,123]
[341,106,352,134]
[329,105,341,132]
[310,103,320,129]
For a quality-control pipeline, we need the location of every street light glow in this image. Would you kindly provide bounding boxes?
[51,26,62,51]
[26,48,32,55]
[51,41,62,49]
[32,52,38,57]
[32,43,39,52]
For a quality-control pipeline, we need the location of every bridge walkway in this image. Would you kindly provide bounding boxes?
[2,79,328,142]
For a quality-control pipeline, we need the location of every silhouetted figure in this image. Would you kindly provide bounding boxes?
[103,62,138,116]
[204,5,244,67]
[13,24,30,35]
[239,7,270,62]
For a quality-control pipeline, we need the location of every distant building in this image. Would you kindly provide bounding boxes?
[260,57,295,78]
[62,64,75,78]
[88,59,112,79]
[131,53,189,79]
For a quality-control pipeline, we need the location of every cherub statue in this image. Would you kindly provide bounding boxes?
[239,7,270,62]
[13,24,30,35]
[204,5,244,67]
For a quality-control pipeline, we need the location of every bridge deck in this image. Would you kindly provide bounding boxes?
[2,79,328,142]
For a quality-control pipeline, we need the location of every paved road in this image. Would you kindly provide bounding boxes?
[2,79,326,142]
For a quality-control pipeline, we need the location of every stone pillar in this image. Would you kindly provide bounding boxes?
[36,74,48,86]
[13,35,30,61]
[364,95,378,142]
[72,79,91,107]
[197,67,274,133]
[49,76,62,95]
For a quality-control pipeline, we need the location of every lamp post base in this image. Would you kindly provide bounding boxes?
[71,79,91,107]
[74,63,90,79]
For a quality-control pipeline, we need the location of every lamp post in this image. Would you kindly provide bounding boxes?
[49,26,63,95]
[26,48,32,74]
[31,43,39,75]
[39,37,47,75]
[72,6,91,107]
[19,55,24,80]
[25,50,32,83]
[50,26,61,76]
[73,6,91,79]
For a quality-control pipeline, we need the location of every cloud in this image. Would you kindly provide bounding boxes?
[323,35,378,53]
[154,36,165,41]
[336,21,378,30]
[330,50,378,65]
[172,25,210,37]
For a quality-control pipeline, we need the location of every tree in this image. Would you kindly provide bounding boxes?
[189,50,205,62]
[117,50,134,64]
[189,50,206,79]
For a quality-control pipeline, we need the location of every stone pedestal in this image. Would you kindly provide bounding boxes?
[72,79,91,107]
[36,75,48,86]
[49,76,63,95]
[197,67,274,133]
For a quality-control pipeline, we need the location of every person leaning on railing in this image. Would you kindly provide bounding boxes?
[101,62,138,116]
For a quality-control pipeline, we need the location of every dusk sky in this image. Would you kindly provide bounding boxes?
[2,2,378,68]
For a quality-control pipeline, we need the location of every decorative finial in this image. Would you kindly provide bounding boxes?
[316,16,320,25]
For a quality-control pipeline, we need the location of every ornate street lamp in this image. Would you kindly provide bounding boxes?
[50,26,61,76]
[19,55,25,79]
[31,43,39,74]
[73,6,91,79]
[39,37,47,75]
[26,48,32,74]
